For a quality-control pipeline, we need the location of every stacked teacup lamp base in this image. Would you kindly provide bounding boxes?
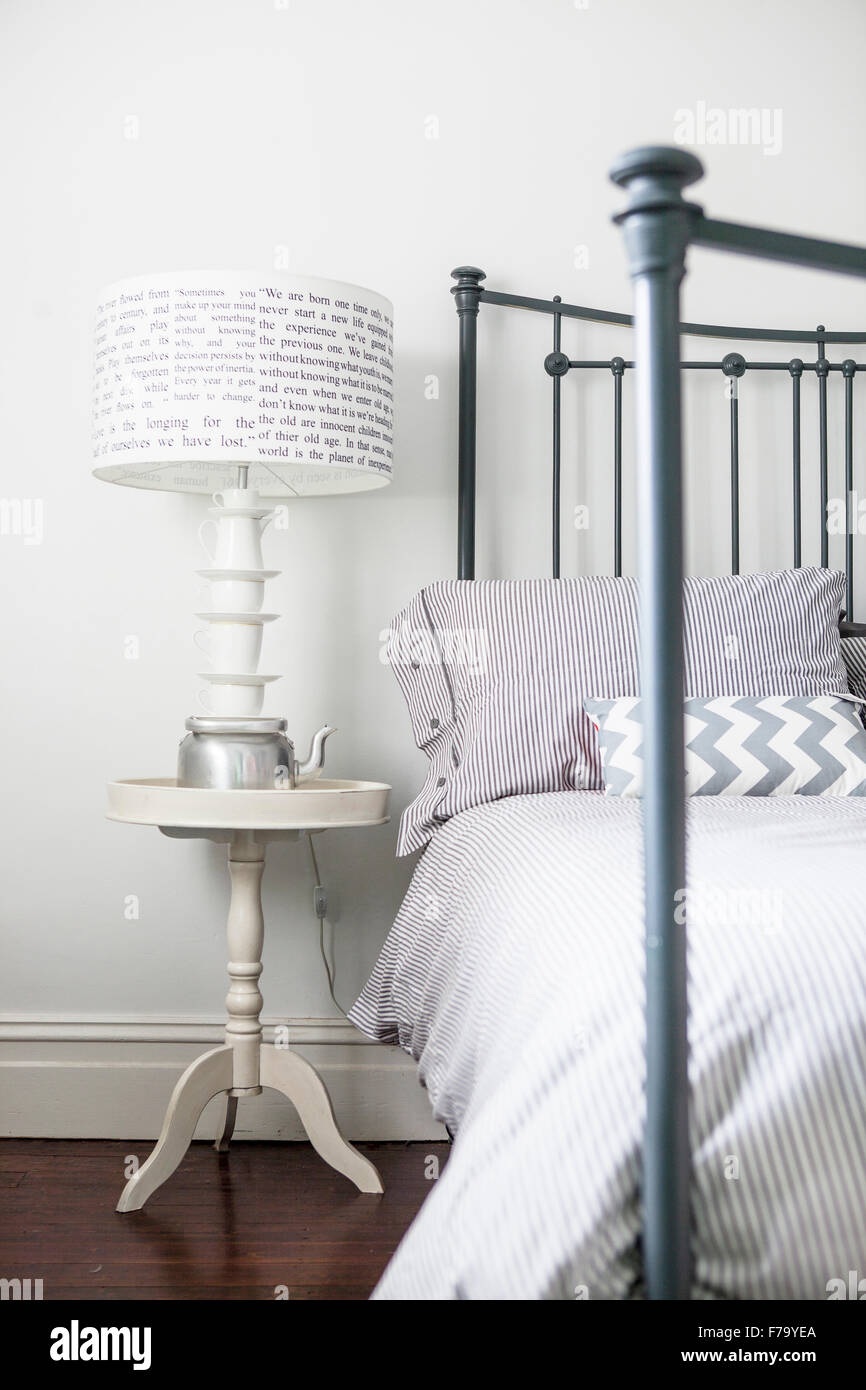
[179,482,333,790]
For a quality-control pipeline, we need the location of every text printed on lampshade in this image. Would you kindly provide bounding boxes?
[91,272,394,495]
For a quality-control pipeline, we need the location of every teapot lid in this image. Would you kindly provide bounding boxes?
[185,715,288,734]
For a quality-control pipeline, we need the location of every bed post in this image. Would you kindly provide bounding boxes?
[610,146,703,1300]
[451,267,485,579]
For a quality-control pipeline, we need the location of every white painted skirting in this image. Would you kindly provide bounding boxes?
[0,1015,447,1142]
[0,1015,374,1046]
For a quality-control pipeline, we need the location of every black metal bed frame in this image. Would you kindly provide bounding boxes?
[452,273,866,618]
[450,147,866,1300]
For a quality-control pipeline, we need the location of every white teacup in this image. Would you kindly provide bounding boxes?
[213,487,264,510]
[198,514,271,570]
[198,679,267,717]
[194,619,264,673]
[206,575,267,612]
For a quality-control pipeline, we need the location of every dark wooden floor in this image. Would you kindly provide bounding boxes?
[0,1139,449,1300]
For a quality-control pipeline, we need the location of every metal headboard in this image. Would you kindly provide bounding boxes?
[451,274,866,623]
[451,149,866,1302]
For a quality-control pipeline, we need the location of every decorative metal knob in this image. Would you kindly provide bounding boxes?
[609,145,704,210]
[450,267,486,315]
[544,351,570,378]
[722,353,747,378]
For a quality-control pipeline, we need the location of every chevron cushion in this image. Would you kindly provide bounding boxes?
[584,695,866,798]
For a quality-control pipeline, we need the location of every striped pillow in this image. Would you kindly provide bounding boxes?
[841,635,866,702]
[584,695,866,798]
[387,569,848,854]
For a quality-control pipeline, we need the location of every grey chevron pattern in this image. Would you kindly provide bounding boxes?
[738,702,793,796]
[591,722,632,796]
[689,701,755,795]
[584,695,866,798]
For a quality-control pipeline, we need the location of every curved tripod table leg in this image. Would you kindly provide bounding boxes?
[260,1046,383,1194]
[213,1094,239,1153]
[117,1045,234,1212]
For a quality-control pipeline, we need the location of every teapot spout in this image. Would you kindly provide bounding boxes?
[295,725,336,783]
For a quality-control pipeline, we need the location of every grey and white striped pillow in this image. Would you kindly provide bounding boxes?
[841,635,866,702]
[387,569,848,854]
[584,695,866,798]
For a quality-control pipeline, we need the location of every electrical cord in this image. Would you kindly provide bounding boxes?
[305,832,351,1020]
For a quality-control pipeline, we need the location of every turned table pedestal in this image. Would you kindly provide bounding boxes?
[106,777,390,1212]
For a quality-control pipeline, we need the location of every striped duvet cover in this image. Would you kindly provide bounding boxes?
[349,791,866,1300]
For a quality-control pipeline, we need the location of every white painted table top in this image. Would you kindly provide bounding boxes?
[107,777,391,831]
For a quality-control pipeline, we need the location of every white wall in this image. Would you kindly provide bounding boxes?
[1,0,865,1131]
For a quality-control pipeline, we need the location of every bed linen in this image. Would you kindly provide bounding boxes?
[349,791,866,1300]
[390,569,848,855]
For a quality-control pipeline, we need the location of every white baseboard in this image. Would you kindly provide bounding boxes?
[0,1015,447,1141]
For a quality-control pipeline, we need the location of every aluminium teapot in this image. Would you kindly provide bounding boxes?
[177,718,335,791]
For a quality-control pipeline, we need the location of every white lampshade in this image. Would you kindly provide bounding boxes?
[91,271,394,496]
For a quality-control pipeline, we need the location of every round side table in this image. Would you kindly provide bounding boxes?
[106,777,390,1212]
